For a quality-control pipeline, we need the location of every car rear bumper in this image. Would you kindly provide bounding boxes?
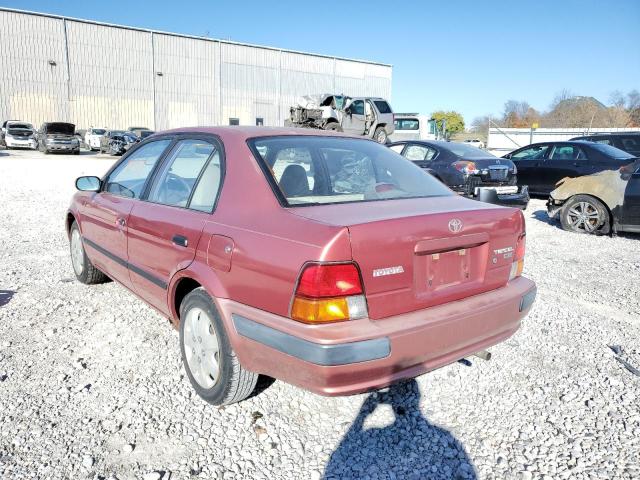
[216,276,536,396]
[471,185,530,209]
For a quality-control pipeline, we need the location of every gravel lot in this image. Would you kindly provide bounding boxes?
[1,148,639,480]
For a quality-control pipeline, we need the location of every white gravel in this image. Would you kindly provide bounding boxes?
[1,148,639,480]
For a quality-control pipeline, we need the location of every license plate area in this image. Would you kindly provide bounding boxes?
[413,236,489,301]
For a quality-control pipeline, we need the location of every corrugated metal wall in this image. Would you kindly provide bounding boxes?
[0,9,392,130]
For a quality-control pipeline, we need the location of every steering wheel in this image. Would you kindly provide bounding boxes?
[159,172,191,205]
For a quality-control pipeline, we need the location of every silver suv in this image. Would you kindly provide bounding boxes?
[287,94,395,143]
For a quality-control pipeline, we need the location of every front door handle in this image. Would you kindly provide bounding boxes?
[172,235,188,247]
[116,217,126,227]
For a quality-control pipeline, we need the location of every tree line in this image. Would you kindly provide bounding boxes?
[470,89,640,137]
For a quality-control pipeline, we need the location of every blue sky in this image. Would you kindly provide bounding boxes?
[3,0,639,124]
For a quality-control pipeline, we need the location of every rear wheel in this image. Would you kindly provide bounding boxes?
[179,288,258,405]
[560,195,610,235]
[373,127,388,144]
[69,222,107,284]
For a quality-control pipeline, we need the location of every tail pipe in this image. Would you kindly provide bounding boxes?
[474,350,492,361]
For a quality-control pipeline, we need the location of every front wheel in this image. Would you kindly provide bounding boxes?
[373,127,388,144]
[179,288,258,405]
[69,222,107,284]
[560,195,610,235]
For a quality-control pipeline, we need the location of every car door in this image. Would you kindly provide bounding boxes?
[508,144,550,193]
[341,99,367,135]
[126,137,224,315]
[621,163,640,228]
[80,139,173,289]
[540,144,591,194]
[400,143,439,176]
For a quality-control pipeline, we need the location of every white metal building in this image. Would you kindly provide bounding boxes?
[0,8,392,131]
[487,127,640,156]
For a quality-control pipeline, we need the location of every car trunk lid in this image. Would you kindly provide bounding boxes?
[289,196,524,319]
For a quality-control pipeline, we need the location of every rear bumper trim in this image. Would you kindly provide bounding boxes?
[232,314,391,366]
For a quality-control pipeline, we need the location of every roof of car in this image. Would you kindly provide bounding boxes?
[159,126,365,141]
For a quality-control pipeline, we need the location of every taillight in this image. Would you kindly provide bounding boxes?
[291,263,368,324]
[452,160,478,174]
[509,233,526,280]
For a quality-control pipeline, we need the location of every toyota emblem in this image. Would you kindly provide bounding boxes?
[448,218,463,233]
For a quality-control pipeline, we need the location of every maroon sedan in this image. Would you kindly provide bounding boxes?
[67,127,536,405]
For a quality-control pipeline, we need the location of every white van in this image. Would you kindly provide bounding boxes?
[388,114,436,142]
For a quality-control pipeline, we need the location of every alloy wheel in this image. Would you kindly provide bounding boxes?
[567,201,602,233]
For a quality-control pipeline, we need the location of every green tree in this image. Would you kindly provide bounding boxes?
[431,111,465,138]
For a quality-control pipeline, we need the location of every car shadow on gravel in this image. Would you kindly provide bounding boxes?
[531,209,560,228]
[0,290,15,306]
[324,379,476,480]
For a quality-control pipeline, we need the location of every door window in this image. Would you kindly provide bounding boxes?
[147,139,218,209]
[511,145,549,160]
[403,145,437,162]
[105,140,172,198]
[594,138,612,145]
[389,144,405,154]
[349,100,365,115]
[550,145,586,160]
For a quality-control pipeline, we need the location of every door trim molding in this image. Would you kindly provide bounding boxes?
[83,237,167,290]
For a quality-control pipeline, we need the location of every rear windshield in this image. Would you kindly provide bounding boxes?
[588,143,635,159]
[373,101,392,114]
[249,136,452,206]
[394,119,419,130]
[445,142,497,159]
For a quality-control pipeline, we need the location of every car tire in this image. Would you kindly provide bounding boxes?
[179,287,258,405]
[74,149,80,155]
[69,221,107,284]
[373,127,387,144]
[325,122,343,132]
[560,194,610,235]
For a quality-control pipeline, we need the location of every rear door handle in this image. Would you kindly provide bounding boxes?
[172,235,188,247]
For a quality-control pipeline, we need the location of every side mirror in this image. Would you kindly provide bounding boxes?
[76,176,101,192]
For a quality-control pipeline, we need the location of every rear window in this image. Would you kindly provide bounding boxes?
[249,136,452,206]
[446,143,498,159]
[588,143,635,159]
[373,101,392,114]
[394,119,419,130]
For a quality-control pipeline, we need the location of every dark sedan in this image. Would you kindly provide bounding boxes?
[503,141,637,195]
[389,140,529,208]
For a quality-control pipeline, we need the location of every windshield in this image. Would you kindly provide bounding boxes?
[445,142,496,159]
[394,119,419,130]
[45,123,75,135]
[8,123,33,130]
[139,130,155,138]
[587,142,635,159]
[91,129,106,135]
[249,136,452,206]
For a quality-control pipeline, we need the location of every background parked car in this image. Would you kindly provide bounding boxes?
[1,121,37,149]
[137,129,155,140]
[100,130,139,155]
[389,140,529,208]
[570,132,640,157]
[388,114,436,142]
[36,122,80,154]
[503,141,637,195]
[84,127,107,151]
[464,139,485,149]
[547,159,640,235]
[128,127,152,138]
